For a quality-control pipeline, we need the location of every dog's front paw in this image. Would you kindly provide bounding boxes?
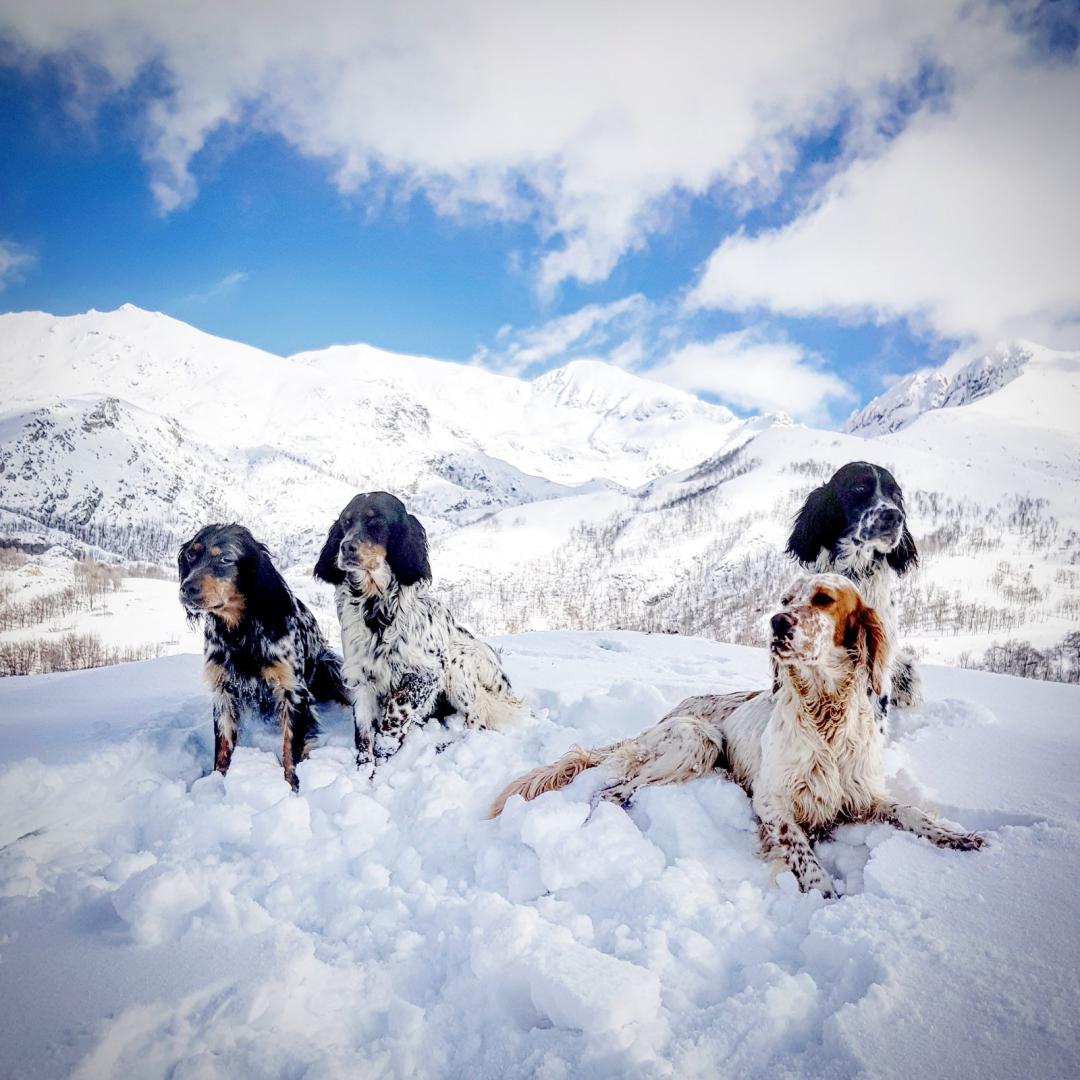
[799,864,838,899]
[373,732,403,764]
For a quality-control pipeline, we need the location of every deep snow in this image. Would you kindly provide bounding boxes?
[1,633,1077,1079]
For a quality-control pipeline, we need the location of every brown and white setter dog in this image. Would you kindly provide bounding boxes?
[490,574,983,898]
[179,524,348,790]
[787,461,921,734]
[314,491,524,771]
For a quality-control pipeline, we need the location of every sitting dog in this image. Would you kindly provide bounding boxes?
[787,460,921,731]
[179,523,348,790]
[313,491,524,769]
[489,574,983,898]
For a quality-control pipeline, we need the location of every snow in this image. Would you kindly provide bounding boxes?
[1,633,1077,1078]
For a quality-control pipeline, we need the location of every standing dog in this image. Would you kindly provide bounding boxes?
[490,574,983,898]
[787,461,921,731]
[179,523,348,790]
[314,491,524,769]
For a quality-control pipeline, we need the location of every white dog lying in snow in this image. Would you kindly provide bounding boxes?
[490,573,984,898]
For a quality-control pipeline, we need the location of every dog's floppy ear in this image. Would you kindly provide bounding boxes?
[387,512,430,586]
[886,524,919,575]
[314,517,346,585]
[177,540,190,582]
[248,542,294,631]
[847,604,890,697]
[787,483,844,564]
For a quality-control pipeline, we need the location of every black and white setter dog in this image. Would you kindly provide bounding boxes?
[314,491,524,770]
[490,574,983,898]
[786,461,920,732]
[179,524,348,790]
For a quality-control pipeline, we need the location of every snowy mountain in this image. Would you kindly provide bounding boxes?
[841,342,1048,436]
[0,306,740,559]
[1,307,1078,672]
[1,634,1077,1077]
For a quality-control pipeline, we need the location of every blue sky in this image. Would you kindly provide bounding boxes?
[1,2,1076,425]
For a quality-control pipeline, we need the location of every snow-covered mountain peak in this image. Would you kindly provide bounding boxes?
[841,342,1063,436]
[532,358,735,423]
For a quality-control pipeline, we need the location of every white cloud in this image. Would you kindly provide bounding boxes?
[0,239,35,290]
[648,330,854,423]
[474,294,648,374]
[183,270,249,304]
[0,0,998,292]
[484,298,852,422]
[690,59,1080,348]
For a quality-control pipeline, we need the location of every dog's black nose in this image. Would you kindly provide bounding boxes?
[181,579,201,601]
[878,507,902,529]
[341,539,358,560]
[771,612,795,638]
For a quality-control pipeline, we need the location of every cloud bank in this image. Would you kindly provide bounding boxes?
[1,0,993,295]
[690,58,1080,349]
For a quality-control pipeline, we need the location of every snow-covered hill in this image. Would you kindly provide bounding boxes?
[1,307,1078,672]
[0,635,1077,1077]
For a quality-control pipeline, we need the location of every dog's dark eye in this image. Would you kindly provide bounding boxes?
[811,593,834,607]
[218,554,235,565]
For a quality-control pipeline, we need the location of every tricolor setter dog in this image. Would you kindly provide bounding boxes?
[787,461,921,733]
[314,491,524,770]
[490,574,983,898]
[179,523,348,790]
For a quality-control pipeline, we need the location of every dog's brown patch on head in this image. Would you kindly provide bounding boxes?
[208,545,221,556]
[198,576,246,627]
[262,658,296,693]
[191,542,204,554]
[825,582,863,648]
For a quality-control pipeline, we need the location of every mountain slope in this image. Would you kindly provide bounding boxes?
[841,341,1077,437]
[434,344,1080,666]
[0,306,740,555]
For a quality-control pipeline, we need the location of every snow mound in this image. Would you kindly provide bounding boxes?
[1,633,1077,1078]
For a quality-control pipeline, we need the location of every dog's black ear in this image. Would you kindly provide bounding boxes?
[388,512,430,586]
[247,543,294,632]
[314,518,346,585]
[177,542,189,582]
[787,483,844,564]
[886,524,919,575]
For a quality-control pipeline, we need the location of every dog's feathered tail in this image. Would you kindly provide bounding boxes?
[450,638,526,731]
[488,745,606,818]
[310,645,351,705]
